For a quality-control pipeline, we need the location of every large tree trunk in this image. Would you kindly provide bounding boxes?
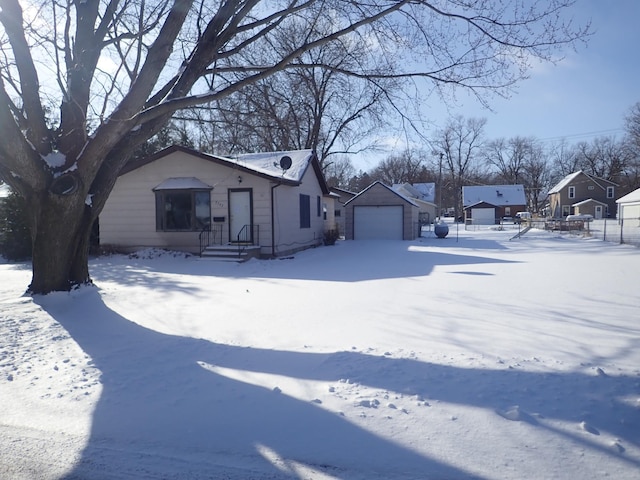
[27,189,95,295]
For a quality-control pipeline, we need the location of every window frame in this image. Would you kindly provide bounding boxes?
[568,186,575,199]
[155,189,211,232]
[606,186,614,199]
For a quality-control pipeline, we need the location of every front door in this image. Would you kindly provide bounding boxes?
[595,205,603,219]
[229,189,252,243]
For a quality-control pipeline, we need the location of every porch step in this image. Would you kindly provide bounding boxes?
[200,245,261,262]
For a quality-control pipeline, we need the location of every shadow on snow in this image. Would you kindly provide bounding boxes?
[34,289,640,479]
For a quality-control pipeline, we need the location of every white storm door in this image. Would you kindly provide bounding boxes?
[229,189,252,242]
[595,205,603,219]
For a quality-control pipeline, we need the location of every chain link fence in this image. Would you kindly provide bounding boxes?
[588,218,640,246]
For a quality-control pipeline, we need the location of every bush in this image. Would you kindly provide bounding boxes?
[0,190,32,260]
[323,229,339,246]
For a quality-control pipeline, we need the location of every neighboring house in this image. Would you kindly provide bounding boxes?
[547,171,618,219]
[343,181,420,240]
[330,186,357,236]
[462,185,527,225]
[392,183,437,224]
[616,188,640,225]
[100,145,334,258]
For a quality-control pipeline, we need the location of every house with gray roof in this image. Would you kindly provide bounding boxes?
[462,184,527,225]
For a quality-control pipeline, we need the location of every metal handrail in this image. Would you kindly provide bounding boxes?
[199,223,224,255]
[235,224,259,256]
[199,226,212,255]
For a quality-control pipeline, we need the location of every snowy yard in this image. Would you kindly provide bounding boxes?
[1,226,639,479]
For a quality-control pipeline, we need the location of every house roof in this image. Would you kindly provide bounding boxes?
[464,201,497,210]
[572,198,607,207]
[548,170,618,194]
[392,182,436,203]
[616,187,640,204]
[344,181,419,207]
[121,145,330,194]
[462,185,526,207]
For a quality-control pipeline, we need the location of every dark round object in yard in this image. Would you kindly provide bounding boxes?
[435,222,449,238]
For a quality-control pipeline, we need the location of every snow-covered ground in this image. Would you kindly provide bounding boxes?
[1,226,639,479]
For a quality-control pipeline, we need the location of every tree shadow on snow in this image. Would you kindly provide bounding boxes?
[35,288,640,479]
[37,290,482,480]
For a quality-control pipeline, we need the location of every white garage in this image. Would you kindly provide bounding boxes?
[617,188,640,225]
[354,206,403,240]
[470,207,496,225]
[463,201,497,225]
[344,181,420,241]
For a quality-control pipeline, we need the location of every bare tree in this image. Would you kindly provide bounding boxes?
[324,155,357,189]
[434,116,487,218]
[0,0,590,293]
[623,102,640,191]
[193,19,391,167]
[485,137,535,184]
[369,149,431,186]
[625,102,640,150]
[575,137,628,181]
[548,138,581,183]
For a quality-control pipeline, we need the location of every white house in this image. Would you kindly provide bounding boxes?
[100,146,334,258]
[462,184,527,225]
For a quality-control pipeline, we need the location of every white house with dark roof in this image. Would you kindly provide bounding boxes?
[462,185,527,225]
[100,145,334,259]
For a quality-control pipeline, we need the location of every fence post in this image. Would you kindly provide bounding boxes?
[620,217,624,244]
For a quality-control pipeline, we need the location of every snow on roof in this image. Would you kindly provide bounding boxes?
[616,187,640,204]
[0,183,10,198]
[346,181,419,207]
[548,171,583,194]
[153,177,213,191]
[411,183,436,203]
[548,170,617,194]
[392,183,436,203]
[233,150,313,183]
[462,185,526,207]
[572,198,607,207]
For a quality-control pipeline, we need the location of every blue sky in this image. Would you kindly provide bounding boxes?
[434,0,639,142]
[356,0,640,170]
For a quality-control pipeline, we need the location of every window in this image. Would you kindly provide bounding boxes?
[155,190,211,231]
[317,196,321,217]
[568,186,575,199]
[607,186,614,198]
[562,205,571,217]
[335,210,342,217]
[505,207,511,215]
[299,194,310,228]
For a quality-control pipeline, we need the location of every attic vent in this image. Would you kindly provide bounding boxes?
[496,190,503,197]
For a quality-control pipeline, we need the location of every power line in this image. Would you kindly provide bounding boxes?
[538,128,625,143]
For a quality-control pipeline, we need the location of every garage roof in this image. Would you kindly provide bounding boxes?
[345,181,419,207]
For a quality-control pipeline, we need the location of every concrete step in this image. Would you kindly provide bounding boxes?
[200,245,261,262]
